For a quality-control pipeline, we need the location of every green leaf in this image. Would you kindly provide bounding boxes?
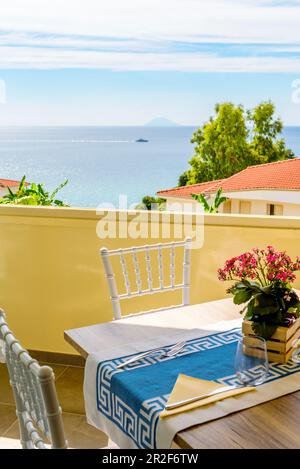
[18,175,26,193]
[191,193,210,212]
[246,280,263,291]
[7,186,15,197]
[192,189,228,213]
[53,199,69,207]
[235,281,250,289]
[50,179,68,201]
[252,303,279,316]
[0,177,68,207]
[233,289,252,305]
[37,184,46,196]
[244,298,255,320]
[260,285,273,295]
[254,292,277,307]
[252,321,277,340]
[214,188,228,208]
[15,195,38,205]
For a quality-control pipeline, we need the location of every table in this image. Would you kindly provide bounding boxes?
[64,298,300,449]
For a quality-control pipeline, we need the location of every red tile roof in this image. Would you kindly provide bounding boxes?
[0,178,23,188]
[157,179,223,198]
[157,159,300,198]
[213,159,300,193]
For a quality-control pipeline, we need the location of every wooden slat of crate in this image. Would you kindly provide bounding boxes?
[242,343,293,363]
[267,349,294,364]
[242,335,286,353]
[242,317,300,363]
[242,317,300,343]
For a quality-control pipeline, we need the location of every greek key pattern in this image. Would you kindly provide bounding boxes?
[110,329,243,372]
[95,328,300,449]
[217,360,300,387]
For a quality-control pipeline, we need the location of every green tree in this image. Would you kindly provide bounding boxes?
[191,188,227,213]
[247,101,294,163]
[178,170,191,187]
[179,101,294,186]
[0,176,69,206]
[136,195,166,210]
[186,103,251,185]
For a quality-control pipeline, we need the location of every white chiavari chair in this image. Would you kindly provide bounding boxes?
[100,237,192,320]
[0,309,67,449]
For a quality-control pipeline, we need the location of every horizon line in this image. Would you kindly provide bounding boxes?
[0,123,299,128]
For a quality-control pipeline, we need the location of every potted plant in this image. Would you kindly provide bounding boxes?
[218,246,300,363]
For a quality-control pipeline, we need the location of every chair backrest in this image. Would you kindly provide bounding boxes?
[100,237,192,320]
[0,309,67,449]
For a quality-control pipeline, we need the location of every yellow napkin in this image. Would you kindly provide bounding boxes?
[160,374,256,418]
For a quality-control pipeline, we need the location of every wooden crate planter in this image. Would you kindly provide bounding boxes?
[242,317,300,364]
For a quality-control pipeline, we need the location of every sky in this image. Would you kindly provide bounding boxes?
[0,0,300,125]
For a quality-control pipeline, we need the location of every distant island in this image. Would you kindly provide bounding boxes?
[144,117,180,127]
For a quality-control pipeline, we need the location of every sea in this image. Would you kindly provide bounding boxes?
[0,126,299,208]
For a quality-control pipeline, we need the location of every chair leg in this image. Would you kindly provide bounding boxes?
[10,380,30,448]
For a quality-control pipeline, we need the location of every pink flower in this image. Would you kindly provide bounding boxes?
[218,246,300,286]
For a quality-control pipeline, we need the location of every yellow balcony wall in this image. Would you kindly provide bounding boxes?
[0,205,300,354]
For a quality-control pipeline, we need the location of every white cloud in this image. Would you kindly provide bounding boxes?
[0,32,152,52]
[1,0,299,42]
[0,0,299,71]
[1,46,300,72]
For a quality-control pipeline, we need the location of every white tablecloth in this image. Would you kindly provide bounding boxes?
[83,314,300,448]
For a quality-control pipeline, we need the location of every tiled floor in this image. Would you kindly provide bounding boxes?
[0,362,111,449]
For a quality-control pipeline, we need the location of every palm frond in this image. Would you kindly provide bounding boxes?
[18,175,26,193]
[50,179,68,200]
[192,193,210,211]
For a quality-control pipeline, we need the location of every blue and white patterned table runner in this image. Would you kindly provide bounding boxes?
[84,323,300,449]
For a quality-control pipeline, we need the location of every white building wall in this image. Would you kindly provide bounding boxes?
[224,190,300,205]
[250,200,268,215]
[282,203,300,216]
[165,197,199,212]
[164,194,300,216]
[223,198,300,216]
